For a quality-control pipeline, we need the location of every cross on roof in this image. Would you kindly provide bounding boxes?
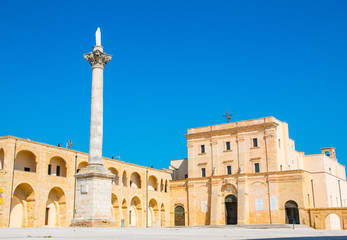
[223,111,233,123]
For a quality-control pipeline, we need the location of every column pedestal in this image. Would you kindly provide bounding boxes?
[71,165,116,227]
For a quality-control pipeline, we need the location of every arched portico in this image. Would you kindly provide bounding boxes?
[111,193,119,226]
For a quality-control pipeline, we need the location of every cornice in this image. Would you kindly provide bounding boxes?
[185,122,279,140]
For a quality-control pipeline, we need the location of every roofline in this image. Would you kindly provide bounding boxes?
[0,136,170,174]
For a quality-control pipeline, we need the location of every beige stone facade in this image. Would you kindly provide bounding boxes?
[1,116,346,229]
[0,137,171,228]
[168,117,347,229]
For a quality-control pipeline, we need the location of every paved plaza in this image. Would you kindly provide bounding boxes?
[1,226,347,240]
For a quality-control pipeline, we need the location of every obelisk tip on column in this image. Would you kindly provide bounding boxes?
[96,27,101,46]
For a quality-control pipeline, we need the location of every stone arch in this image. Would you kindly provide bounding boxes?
[225,194,237,225]
[148,198,159,227]
[285,200,300,224]
[48,156,67,177]
[15,150,37,172]
[111,193,119,226]
[325,213,341,230]
[77,161,87,173]
[160,179,164,192]
[0,148,4,169]
[160,203,165,226]
[221,183,237,195]
[121,199,128,227]
[130,172,141,189]
[130,196,142,227]
[108,167,119,185]
[45,187,66,227]
[164,180,168,192]
[10,183,35,227]
[148,175,158,191]
[122,171,127,187]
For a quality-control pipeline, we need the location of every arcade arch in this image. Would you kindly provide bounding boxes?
[48,157,67,177]
[148,176,158,191]
[129,196,142,227]
[45,187,66,227]
[111,194,119,226]
[77,162,87,173]
[148,198,159,227]
[109,167,119,185]
[130,172,141,189]
[10,183,35,227]
[15,150,37,172]
[122,171,127,187]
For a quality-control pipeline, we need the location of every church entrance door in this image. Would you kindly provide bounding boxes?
[174,206,185,226]
[285,200,300,224]
[225,195,237,225]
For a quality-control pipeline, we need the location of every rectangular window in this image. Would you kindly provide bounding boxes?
[201,168,206,177]
[24,167,30,172]
[185,174,188,179]
[227,166,232,175]
[48,164,52,175]
[56,166,61,176]
[200,145,205,154]
[226,141,231,151]
[254,163,260,173]
[253,138,258,147]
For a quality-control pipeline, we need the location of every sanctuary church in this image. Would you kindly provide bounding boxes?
[0,29,346,230]
[0,116,346,229]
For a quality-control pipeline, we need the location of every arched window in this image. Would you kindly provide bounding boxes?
[15,151,37,173]
[164,180,168,192]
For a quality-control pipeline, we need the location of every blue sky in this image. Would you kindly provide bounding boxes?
[1,0,347,169]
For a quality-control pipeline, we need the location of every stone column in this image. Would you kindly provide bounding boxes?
[71,34,115,227]
[210,179,222,225]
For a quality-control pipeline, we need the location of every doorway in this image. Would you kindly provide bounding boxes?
[285,200,300,224]
[174,206,185,226]
[225,195,237,225]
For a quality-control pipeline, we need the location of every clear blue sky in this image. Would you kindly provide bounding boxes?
[1,1,347,170]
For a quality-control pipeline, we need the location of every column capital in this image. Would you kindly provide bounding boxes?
[84,49,112,69]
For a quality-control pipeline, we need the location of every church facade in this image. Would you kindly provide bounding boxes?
[0,116,346,229]
[168,117,347,230]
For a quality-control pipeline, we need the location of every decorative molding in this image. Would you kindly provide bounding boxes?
[84,50,112,69]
